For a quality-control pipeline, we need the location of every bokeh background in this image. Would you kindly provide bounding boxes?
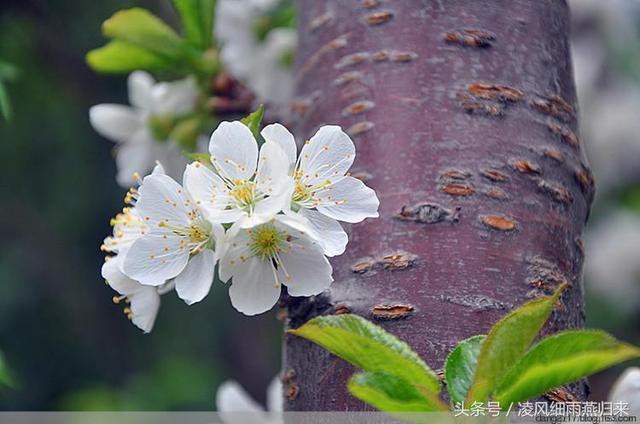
[0,0,638,410]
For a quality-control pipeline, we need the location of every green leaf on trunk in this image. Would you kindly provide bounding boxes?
[494,330,640,405]
[348,372,448,413]
[288,314,440,394]
[241,105,265,145]
[103,8,185,60]
[173,0,216,49]
[444,335,485,405]
[466,284,566,402]
[86,41,174,73]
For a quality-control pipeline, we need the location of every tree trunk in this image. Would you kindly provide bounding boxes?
[283,0,593,410]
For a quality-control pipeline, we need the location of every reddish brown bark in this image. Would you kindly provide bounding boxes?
[283,0,593,410]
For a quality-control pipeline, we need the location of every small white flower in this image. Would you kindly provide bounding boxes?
[260,123,379,256]
[214,0,295,104]
[184,121,292,229]
[216,376,282,423]
[609,367,640,417]
[89,71,199,187]
[122,172,225,306]
[219,215,333,315]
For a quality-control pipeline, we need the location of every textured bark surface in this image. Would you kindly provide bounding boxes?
[283,0,593,410]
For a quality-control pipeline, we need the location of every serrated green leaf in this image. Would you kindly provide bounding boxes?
[348,372,448,414]
[444,335,485,405]
[86,41,175,73]
[466,285,566,402]
[173,0,215,49]
[288,314,440,394]
[240,105,265,144]
[494,330,640,405]
[103,8,185,60]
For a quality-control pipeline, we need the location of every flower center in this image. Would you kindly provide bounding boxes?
[230,179,256,208]
[291,170,333,207]
[159,217,213,255]
[248,224,286,261]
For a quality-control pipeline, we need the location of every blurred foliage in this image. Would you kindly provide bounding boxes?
[0,0,280,410]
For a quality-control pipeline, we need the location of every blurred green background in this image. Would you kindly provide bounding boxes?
[0,0,638,410]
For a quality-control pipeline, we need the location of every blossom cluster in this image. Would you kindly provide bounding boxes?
[101,120,379,332]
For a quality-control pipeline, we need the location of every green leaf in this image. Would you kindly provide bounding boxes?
[186,152,212,166]
[241,105,265,144]
[86,41,174,73]
[173,0,216,49]
[288,314,440,394]
[0,82,12,121]
[0,351,14,388]
[466,285,566,402]
[494,330,640,405]
[444,335,485,405]
[348,372,448,413]
[0,60,18,81]
[103,8,185,60]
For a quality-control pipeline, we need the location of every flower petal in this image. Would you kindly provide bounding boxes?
[298,125,355,186]
[266,376,283,412]
[128,71,155,110]
[89,104,142,143]
[135,174,192,228]
[278,234,333,297]
[123,233,189,286]
[216,380,265,413]
[115,130,154,187]
[256,141,292,195]
[128,285,161,333]
[299,209,347,257]
[150,76,199,116]
[218,229,251,283]
[260,123,297,171]
[209,121,258,181]
[101,257,140,295]
[316,176,379,223]
[238,181,293,229]
[229,258,281,315]
[174,249,215,305]
[183,162,231,221]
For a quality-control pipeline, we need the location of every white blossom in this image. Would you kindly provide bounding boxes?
[214,0,295,104]
[609,367,640,417]
[216,376,282,423]
[122,171,225,306]
[219,215,332,316]
[89,71,199,187]
[260,123,379,256]
[184,121,292,229]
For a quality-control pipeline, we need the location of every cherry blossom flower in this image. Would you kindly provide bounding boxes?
[216,376,282,423]
[89,71,199,187]
[219,215,332,315]
[183,121,292,229]
[122,171,225,306]
[609,367,640,416]
[260,123,379,256]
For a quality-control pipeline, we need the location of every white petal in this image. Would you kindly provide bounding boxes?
[609,367,640,416]
[151,161,166,175]
[218,229,251,283]
[128,71,155,110]
[135,174,192,228]
[298,126,355,186]
[299,209,347,257]
[128,286,161,333]
[89,104,142,143]
[150,77,199,116]
[239,182,293,229]
[229,258,281,315]
[266,376,283,412]
[209,121,258,181]
[123,233,189,286]
[174,249,215,305]
[256,141,291,196]
[278,235,333,297]
[101,257,140,295]
[115,130,154,187]
[316,176,379,223]
[260,124,297,171]
[183,162,231,221]
[216,380,265,413]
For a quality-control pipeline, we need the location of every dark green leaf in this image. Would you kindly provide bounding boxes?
[173,0,216,49]
[103,8,185,60]
[348,372,448,413]
[494,330,640,405]
[288,314,440,394]
[241,105,265,144]
[444,335,485,405]
[86,41,175,74]
[466,285,566,402]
